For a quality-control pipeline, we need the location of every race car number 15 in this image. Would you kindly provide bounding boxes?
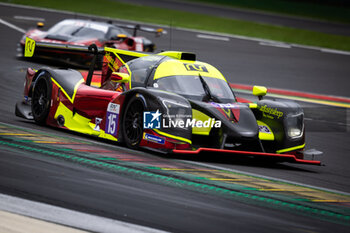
[107,114,117,134]
[105,103,120,136]
[24,37,35,57]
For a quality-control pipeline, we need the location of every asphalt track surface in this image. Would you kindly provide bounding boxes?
[117,0,350,36]
[0,3,350,233]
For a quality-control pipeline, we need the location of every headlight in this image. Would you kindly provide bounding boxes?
[161,99,191,129]
[286,113,304,138]
[162,99,189,118]
[21,35,27,42]
[288,128,302,137]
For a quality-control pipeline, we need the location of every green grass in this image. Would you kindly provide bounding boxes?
[187,0,350,23]
[2,0,350,51]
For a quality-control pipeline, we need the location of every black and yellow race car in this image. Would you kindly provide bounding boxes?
[15,38,322,165]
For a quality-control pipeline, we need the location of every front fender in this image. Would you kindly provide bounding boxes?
[253,99,305,153]
[120,87,193,144]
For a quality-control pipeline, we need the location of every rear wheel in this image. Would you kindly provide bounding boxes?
[31,72,52,124]
[122,96,145,148]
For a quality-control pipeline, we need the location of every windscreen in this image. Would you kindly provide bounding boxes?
[106,27,131,39]
[47,20,109,39]
[126,55,164,85]
[153,75,236,102]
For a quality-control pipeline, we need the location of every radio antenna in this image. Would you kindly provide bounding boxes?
[169,19,172,50]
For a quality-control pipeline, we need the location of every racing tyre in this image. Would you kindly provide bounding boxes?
[31,72,52,124]
[122,95,145,149]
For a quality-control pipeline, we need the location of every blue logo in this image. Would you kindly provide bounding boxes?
[143,133,165,144]
[143,110,161,129]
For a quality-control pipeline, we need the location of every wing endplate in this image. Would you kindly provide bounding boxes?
[104,47,148,71]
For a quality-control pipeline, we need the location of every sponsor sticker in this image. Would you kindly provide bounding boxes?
[143,133,165,144]
[143,110,161,129]
[94,117,102,132]
[134,38,144,51]
[107,103,120,114]
[24,37,35,57]
[184,63,208,72]
[210,102,238,109]
[144,109,222,129]
[259,125,271,134]
[258,105,283,119]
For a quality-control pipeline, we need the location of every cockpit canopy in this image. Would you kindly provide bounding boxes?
[123,55,236,102]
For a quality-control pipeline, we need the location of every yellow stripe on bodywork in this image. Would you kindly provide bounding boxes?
[153,129,191,144]
[54,102,98,135]
[249,103,258,109]
[51,78,83,103]
[88,121,118,141]
[192,109,212,136]
[153,60,226,81]
[104,47,148,62]
[91,81,101,88]
[276,143,305,154]
[257,120,274,141]
[54,102,117,141]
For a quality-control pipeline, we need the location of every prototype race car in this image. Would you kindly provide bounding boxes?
[18,19,163,66]
[15,38,322,165]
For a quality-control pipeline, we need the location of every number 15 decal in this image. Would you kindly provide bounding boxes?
[105,103,120,136]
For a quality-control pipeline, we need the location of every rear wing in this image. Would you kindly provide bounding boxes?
[113,23,165,37]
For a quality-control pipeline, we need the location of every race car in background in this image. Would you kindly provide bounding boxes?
[15,39,322,165]
[18,19,163,67]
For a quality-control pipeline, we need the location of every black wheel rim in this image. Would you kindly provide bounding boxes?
[124,100,143,145]
[32,79,48,117]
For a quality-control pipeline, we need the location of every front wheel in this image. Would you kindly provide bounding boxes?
[122,95,145,149]
[31,72,52,124]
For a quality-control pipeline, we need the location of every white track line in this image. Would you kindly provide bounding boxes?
[259,41,291,48]
[14,15,45,21]
[196,34,230,41]
[321,48,350,55]
[0,18,25,33]
[0,193,165,233]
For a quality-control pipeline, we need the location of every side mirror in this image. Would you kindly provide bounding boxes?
[117,34,127,38]
[111,72,131,83]
[252,85,267,100]
[109,34,128,41]
[156,28,163,37]
[37,22,44,28]
[125,38,134,47]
